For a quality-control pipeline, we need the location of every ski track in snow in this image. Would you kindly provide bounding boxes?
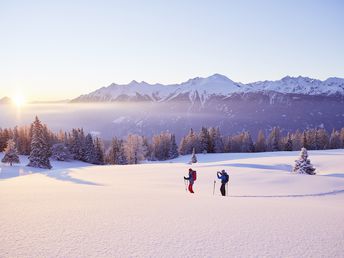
[1,150,344,257]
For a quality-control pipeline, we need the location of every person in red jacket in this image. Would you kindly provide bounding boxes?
[184,168,196,193]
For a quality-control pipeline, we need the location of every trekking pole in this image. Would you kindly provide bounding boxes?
[213,180,216,195]
[226,183,228,196]
[184,179,188,192]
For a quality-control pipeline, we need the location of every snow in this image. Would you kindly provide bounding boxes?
[244,76,344,96]
[1,150,344,257]
[72,74,344,103]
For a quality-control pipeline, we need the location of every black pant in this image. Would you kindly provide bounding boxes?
[220,183,226,196]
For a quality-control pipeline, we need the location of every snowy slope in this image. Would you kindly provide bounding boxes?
[72,74,344,103]
[1,150,344,257]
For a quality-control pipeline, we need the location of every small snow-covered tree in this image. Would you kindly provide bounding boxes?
[51,143,72,161]
[191,147,197,163]
[27,116,52,169]
[293,147,316,175]
[1,139,20,166]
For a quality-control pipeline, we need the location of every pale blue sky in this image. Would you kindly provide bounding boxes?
[1,0,343,101]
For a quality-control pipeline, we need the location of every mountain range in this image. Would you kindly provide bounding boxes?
[71,74,344,104]
[69,74,344,139]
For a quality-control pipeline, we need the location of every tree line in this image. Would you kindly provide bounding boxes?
[1,116,344,168]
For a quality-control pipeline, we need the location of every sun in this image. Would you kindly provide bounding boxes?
[12,94,26,107]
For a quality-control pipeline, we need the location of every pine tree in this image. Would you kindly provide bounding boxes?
[1,139,20,166]
[291,129,302,151]
[93,137,104,165]
[268,127,281,151]
[107,137,127,165]
[301,131,308,149]
[284,133,293,151]
[84,133,96,163]
[255,130,266,152]
[169,134,179,159]
[179,128,200,155]
[124,134,146,164]
[340,128,344,148]
[51,143,72,161]
[178,136,187,155]
[293,148,316,175]
[316,128,329,150]
[191,147,197,163]
[27,116,52,169]
[209,127,224,153]
[241,131,254,152]
[199,127,210,153]
[329,129,340,149]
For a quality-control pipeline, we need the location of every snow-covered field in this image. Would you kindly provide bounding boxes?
[1,150,344,257]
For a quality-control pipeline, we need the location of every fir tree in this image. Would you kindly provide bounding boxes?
[51,143,72,161]
[93,137,104,165]
[209,127,224,153]
[301,131,308,149]
[1,139,20,166]
[340,128,344,148]
[178,136,187,155]
[169,134,179,159]
[255,130,266,152]
[329,129,340,149]
[27,116,52,169]
[124,134,146,164]
[241,131,254,152]
[106,137,127,165]
[284,133,293,151]
[199,127,210,153]
[191,147,197,163]
[268,127,281,151]
[293,148,316,175]
[84,133,96,163]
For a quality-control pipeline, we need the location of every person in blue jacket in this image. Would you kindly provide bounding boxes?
[217,170,229,196]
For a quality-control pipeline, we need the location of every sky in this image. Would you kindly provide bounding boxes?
[0,0,343,101]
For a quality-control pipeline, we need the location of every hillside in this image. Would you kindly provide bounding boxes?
[1,150,344,257]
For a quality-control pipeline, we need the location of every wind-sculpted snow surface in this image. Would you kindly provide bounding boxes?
[0,150,344,257]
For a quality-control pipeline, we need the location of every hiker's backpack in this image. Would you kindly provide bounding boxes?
[223,173,229,183]
[192,170,197,181]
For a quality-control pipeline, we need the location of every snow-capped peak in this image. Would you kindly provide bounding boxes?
[72,74,344,103]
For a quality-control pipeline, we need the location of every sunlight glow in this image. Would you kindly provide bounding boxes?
[12,94,26,107]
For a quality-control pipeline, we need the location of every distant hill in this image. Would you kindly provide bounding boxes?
[0,97,11,104]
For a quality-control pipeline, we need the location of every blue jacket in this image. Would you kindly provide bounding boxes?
[184,170,195,184]
[217,172,229,184]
